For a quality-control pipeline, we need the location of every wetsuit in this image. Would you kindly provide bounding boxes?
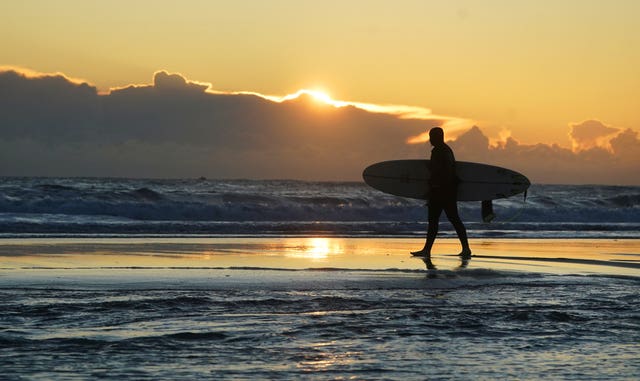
[427,142,469,249]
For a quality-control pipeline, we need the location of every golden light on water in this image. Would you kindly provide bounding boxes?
[295,341,359,372]
[284,237,345,260]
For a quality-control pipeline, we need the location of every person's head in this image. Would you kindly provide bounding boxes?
[429,127,444,146]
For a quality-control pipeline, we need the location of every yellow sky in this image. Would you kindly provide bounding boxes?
[1,0,639,147]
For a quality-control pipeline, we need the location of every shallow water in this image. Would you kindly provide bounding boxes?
[1,237,639,380]
[2,270,639,380]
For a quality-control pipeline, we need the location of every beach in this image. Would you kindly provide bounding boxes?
[2,237,639,379]
[1,237,639,280]
[1,178,638,379]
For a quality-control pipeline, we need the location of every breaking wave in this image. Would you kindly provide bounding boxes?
[0,178,638,237]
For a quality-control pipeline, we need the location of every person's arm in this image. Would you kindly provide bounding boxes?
[429,148,446,189]
[430,147,456,190]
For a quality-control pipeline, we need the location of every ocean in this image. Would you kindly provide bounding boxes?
[0,177,638,238]
[1,178,639,380]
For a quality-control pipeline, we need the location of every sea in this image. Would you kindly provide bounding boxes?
[1,178,639,380]
[0,177,638,239]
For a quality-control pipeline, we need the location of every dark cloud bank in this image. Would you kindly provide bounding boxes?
[1,69,638,184]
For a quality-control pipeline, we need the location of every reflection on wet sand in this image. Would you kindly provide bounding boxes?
[420,255,470,270]
[282,237,345,260]
[0,238,638,277]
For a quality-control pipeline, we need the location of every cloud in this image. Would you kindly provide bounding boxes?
[1,68,638,184]
[153,70,210,92]
[0,65,90,86]
[0,69,100,142]
[0,68,447,180]
[449,126,640,185]
[610,128,640,162]
[569,119,620,152]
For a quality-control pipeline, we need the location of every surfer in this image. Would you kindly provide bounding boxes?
[412,127,472,259]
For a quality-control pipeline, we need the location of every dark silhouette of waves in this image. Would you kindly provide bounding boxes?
[0,178,638,237]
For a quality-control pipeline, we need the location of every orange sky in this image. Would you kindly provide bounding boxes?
[0,1,639,184]
[1,0,639,148]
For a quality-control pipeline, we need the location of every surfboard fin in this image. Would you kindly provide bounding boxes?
[481,200,495,222]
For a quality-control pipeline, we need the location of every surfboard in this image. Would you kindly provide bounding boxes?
[362,160,530,201]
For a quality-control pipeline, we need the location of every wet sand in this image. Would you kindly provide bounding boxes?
[2,237,639,380]
[0,238,638,288]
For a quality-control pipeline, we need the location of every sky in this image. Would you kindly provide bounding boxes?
[1,0,639,184]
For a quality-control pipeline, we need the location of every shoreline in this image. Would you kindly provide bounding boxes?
[1,237,638,280]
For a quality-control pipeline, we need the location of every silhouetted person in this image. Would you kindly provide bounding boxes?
[412,127,471,259]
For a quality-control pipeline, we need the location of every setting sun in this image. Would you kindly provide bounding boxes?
[277,89,346,108]
[305,90,334,105]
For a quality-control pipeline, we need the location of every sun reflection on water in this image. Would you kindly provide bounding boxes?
[284,237,344,260]
[295,341,360,373]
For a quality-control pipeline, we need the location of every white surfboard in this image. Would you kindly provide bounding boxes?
[362,160,530,201]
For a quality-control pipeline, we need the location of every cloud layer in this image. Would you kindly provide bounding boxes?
[0,68,638,184]
[0,69,438,179]
[450,126,639,185]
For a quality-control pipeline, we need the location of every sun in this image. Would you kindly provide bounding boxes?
[277,89,348,108]
[303,90,333,104]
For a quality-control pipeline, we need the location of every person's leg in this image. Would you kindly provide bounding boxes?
[443,199,471,256]
[412,200,443,257]
[425,201,443,254]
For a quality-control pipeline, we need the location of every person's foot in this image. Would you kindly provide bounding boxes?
[411,249,430,257]
[458,258,469,269]
[458,249,472,259]
[424,258,437,270]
